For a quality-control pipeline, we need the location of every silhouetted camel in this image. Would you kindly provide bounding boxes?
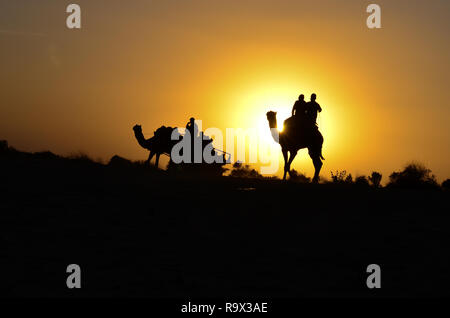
[266,111,324,182]
[133,124,178,168]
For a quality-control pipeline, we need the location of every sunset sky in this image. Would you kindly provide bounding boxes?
[1,0,449,181]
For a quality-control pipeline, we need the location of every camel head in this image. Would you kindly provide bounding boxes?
[133,124,142,133]
[266,111,278,129]
[133,124,153,150]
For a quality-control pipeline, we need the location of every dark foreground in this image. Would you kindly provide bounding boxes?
[1,149,449,298]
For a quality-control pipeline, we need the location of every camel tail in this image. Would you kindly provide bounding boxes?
[320,149,325,160]
[320,136,325,160]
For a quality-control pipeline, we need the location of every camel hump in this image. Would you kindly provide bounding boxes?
[154,126,175,137]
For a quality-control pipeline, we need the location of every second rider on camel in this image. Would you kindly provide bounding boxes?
[292,93,322,127]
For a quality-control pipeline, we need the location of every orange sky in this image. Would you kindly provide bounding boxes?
[1,0,449,181]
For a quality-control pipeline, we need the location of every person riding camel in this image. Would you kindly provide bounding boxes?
[305,93,322,125]
[185,117,199,163]
[186,117,198,138]
[292,94,306,117]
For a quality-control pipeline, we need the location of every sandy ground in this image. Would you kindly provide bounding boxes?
[1,150,449,297]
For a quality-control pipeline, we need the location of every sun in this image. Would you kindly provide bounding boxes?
[228,81,309,149]
[222,77,341,178]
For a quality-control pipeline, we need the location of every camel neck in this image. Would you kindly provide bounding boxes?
[134,130,148,148]
[268,118,277,129]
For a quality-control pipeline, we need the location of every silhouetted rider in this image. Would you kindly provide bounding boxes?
[186,117,198,138]
[305,93,322,125]
[292,94,306,117]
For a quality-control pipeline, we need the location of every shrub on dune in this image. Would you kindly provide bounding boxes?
[388,162,438,189]
[368,171,382,188]
[442,179,450,190]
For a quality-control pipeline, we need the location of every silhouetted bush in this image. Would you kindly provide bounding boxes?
[33,151,60,161]
[442,179,450,190]
[108,155,134,168]
[289,169,311,183]
[368,171,382,188]
[355,175,370,187]
[345,173,353,183]
[0,140,8,153]
[68,152,96,163]
[331,170,348,183]
[229,161,263,179]
[388,163,438,189]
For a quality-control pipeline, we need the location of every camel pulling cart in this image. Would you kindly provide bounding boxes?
[133,123,231,177]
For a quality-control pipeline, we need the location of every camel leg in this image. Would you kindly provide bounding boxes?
[282,149,288,180]
[286,150,298,179]
[147,151,155,165]
[309,148,323,183]
[155,153,160,168]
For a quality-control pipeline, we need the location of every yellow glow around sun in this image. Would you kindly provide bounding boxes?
[228,79,336,146]
[222,77,342,177]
